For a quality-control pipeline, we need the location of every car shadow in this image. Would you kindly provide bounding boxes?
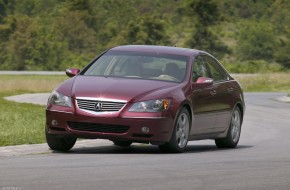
[52,144,253,155]
[185,144,253,154]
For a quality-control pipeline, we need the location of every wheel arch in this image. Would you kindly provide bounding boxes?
[235,102,244,125]
[176,101,193,132]
[170,99,193,129]
[179,101,193,122]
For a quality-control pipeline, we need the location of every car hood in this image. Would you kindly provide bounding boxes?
[70,76,177,102]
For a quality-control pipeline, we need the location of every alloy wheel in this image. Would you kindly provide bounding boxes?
[231,109,241,143]
[176,113,190,148]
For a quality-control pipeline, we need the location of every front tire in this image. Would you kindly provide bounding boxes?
[215,107,242,148]
[45,129,77,151]
[159,108,190,153]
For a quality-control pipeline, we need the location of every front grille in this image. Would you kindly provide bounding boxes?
[67,121,129,133]
[76,98,126,113]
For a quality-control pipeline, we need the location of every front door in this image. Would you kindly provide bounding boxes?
[203,55,233,133]
[190,55,233,135]
[190,56,217,135]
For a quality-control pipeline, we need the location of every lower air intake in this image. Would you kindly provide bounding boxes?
[67,121,129,133]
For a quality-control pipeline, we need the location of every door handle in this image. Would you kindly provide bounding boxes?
[228,87,235,92]
[210,90,217,96]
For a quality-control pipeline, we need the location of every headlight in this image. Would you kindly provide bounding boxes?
[48,91,72,107]
[129,99,170,112]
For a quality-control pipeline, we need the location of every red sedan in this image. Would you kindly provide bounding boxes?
[46,45,245,153]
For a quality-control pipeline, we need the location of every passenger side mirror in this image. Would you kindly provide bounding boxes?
[66,68,80,78]
[194,77,214,88]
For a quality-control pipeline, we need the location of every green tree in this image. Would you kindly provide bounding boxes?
[184,0,229,58]
[0,0,6,23]
[1,15,39,70]
[1,14,72,71]
[185,0,220,26]
[0,0,15,24]
[236,22,277,61]
[0,0,290,71]
[125,15,170,45]
[274,31,290,68]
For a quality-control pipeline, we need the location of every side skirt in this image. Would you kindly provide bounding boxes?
[188,128,228,141]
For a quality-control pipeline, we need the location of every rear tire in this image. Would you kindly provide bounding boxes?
[45,129,77,151]
[113,141,132,147]
[159,108,190,153]
[215,107,242,148]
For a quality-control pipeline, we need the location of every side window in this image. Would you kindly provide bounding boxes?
[203,56,227,81]
[192,56,210,82]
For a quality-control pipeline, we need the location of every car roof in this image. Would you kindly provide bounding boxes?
[110,45,205,57]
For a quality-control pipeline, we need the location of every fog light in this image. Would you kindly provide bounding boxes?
[141,127,150,134]
[51,120,58,126]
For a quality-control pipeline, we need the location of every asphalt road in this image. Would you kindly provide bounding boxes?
[1,93,290,190]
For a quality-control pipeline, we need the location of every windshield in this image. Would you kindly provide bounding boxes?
[82,50,189,83]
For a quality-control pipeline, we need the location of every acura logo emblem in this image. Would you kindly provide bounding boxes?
[94,102,103,110]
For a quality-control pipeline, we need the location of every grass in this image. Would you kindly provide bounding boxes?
[0,75,67,146]
[234,73,290,92]
[0,97,46,146]
[0,73,290,146]
[0,75,67,93]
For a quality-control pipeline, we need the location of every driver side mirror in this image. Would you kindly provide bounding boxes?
[194,77,214,88]
[65,68,80,78]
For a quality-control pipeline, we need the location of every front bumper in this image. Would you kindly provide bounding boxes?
[46,109,174,143]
